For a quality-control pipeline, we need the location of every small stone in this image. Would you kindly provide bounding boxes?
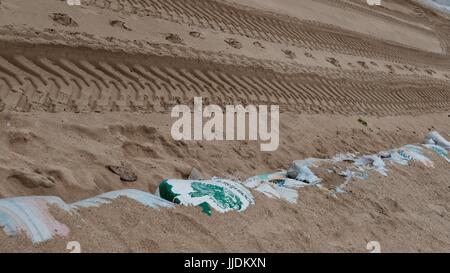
[106,165,137,182]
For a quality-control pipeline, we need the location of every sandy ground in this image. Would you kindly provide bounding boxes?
[225,0,443,53]
[0,0,449,252]
[1,147,449,253]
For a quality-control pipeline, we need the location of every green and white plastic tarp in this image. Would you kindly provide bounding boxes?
[157,178,255,215]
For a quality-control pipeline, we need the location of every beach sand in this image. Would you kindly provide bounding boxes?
[0,0,449,252]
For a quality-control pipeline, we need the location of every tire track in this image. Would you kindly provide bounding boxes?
[83,0,450,66]
[0,41,449,116]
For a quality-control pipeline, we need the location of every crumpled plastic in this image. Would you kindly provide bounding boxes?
[425,131,450,150]
[287,159,322,184]
[355,155,387,176]
[424,144,450,163]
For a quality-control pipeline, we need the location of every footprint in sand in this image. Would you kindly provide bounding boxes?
[189,31,204,39]
[403,65,415,72]
[253,41,265,49]
[304,52,315,59]
[425,69,436,75]
[49,13,78,27]
[110,20,132,31]
[370,61,378,67]
[224,38,242,49]
[357,61,369,69]
[282,49,296,59]
[0,99,5,112]
[166,33,184,44]
[385,64,396,74]
[326,57,341,68]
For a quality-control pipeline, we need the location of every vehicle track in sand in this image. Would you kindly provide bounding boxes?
[0,41,449,116]
[82,0,450,67]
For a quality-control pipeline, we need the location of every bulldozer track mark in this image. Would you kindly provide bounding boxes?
[0,41,449,115]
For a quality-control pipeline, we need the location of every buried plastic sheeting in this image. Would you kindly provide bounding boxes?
[72,189,174,209]
[244,132,449,203]
[244,171,307,203]
[355,155,388,176]
[1,132,449,243]
[0,190,173,243]
[254,183,298,204]
[425,144,450,163]
[157,178,255,215]
[0,197,70,244]
[425,131,450,150]
[287,159,322,184]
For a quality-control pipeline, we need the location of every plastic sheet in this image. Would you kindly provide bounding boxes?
[254,183,298,204]
[425,131,450,150]
[72,189,174,209]
[355,155,387,176]
[424,144,450,163]
[287,159,322,184]
[0,197,70,244]
[0,190,173,243]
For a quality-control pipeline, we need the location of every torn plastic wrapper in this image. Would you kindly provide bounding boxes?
[425,131,450,150]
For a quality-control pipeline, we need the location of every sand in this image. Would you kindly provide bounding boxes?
[0,0,449,252]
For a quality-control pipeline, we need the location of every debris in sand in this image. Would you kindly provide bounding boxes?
[106,165,137,182]
[355,155,387,176]
[425,131,450,150]
[0,189,173,243]
[71,189,174,209]
[110,20,132,31]
[165,33,184,44]
[425,144,450,162]
[0,196,70,244]
[287,160,322,184]
[157,178,254,215]
[0,133,449,244]
[224,38,242,49]
[49,13,78,27]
